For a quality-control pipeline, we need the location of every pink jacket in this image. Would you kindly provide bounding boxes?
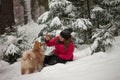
[45,36,74,61]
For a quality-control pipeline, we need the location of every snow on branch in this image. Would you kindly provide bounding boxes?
[49,0,71,12]
[72,18,92,30]
[5,44,20,55]
[37,11,50,24]
[50,17,61,27]
[92,6,104,12]
[102,0,120,6]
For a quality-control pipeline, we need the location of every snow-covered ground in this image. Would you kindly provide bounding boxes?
[0,36,120,80]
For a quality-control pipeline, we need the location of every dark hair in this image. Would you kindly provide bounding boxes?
[60,28,73,40]
[56,37,72,50]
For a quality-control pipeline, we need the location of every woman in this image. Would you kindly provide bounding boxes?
[44,28,74,66]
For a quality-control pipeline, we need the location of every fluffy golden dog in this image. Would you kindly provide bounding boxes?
[21,41,44,75]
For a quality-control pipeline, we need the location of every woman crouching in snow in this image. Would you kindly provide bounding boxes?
[44,28,75,66]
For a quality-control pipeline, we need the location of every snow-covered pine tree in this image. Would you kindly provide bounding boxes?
[91,0,120,32]
[3,44,21,64]
[92,24,114,52]
[37,0,93,46]
[102,0,120,36]
[90,0,120,52]
[67,0,89,18]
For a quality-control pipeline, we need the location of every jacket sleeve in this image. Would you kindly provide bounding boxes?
[59,42,74,60]
[45,36,58,46]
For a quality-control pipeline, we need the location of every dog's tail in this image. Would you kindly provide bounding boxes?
[22,51,35,61]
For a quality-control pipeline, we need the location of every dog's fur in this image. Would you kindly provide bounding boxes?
[21,41,44,75]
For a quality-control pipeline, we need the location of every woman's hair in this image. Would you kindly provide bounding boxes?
[56,36,72,50]
[63,38,72,50]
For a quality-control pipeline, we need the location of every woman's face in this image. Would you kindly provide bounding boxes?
[59,36,64,41]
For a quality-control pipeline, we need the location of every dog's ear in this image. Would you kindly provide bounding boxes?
[33,41,39,48]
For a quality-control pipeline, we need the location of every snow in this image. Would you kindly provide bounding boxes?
[102,0,120,6]
[37,11,50,23]
[0,35,17,46]
[49,0,64,10]
[65,4,73,14]
[50,17,61,27]
[6,36,18,45]
[0,35,18,59]
[49,0,71,13]
[17,22,43,43]
[5,44,20,55]
[0,36,120,80]
[73,19,92,30]
[73,19,87,30]
[92,6,104,12]
[55,30,62,36]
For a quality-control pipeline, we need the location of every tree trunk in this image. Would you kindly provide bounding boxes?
[23,0,32,24]
[31,0,41,22]
[86,0,91,19]
[0,0,15,34]
[13,0,24,25]
[31,0,48,22]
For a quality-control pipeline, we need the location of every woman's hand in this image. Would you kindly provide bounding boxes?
[45,34,50,41]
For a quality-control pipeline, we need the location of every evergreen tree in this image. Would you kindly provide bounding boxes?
[90,0,120,52]
[37,0,119,53]
[37,0,92,46]
[3,44,21,64]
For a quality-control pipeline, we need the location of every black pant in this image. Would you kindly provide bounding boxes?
[44,54,67,66]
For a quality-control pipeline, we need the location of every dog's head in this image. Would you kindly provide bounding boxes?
[33,41,44,55]
[33,41,44,51]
